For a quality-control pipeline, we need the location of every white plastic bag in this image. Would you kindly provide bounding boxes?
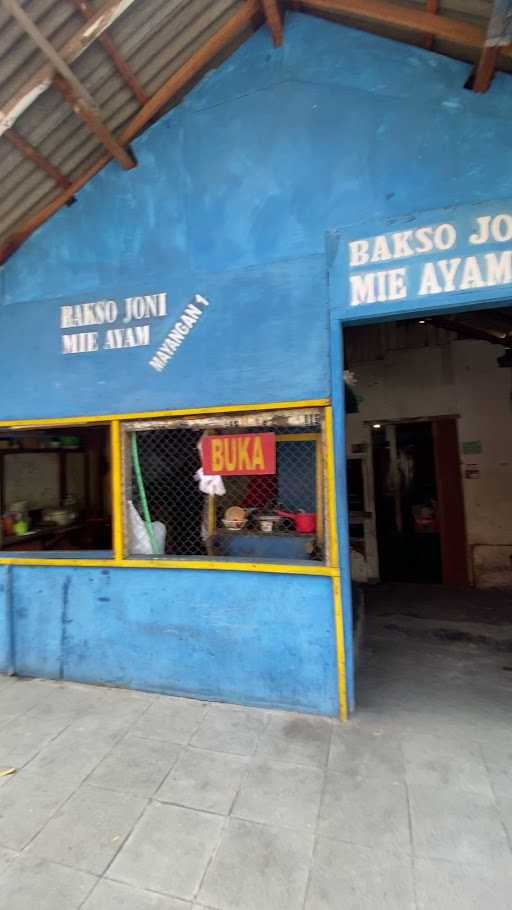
[127,501,166,555]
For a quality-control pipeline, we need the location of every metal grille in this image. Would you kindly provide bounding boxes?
[122,408,326,563]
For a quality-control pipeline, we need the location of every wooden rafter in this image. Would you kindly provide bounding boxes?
[0,0,262,263]
[473,45,499,92]
[2,0,135,170]
[4,129,73,191]
[0,0,138,137]
[52,75,135,170]
[261,0,284,46]
[290,0,512,57]
[423,0,438,51]
[69,0,148,105]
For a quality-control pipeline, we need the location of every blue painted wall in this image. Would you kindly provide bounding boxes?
[1,14,511,714]
[1,13,511,420]
[12,566,338,715]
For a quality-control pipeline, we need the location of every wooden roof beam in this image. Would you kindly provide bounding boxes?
[261,0,284,46]
[4,128,74,193]
[0,0,262,263]
[69,0,148,105]
[423,0,439,51]
[2,0,135,170]
[290,0,512,58]
[52,75,135,169]
[472,0,512,93]
[0,0,138,137]
[473,45,499,92]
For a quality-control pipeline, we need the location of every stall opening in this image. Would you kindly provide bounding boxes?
[122,407,327,564]
[0,425,112,554]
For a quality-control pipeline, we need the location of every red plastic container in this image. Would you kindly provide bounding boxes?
[276,511,316,534]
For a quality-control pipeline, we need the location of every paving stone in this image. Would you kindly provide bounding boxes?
[409,784,510,865]
[305,838,415,909]
[495,796,512,845]
[481,741,512,800]
[256,713,332,768]
[132,697,207,746]
[108,801,223,900]
[414,857,512,910]
[83,878,191,909]
[89,735,182,797]
[191,704,267,756]
[318,770,411,852]
[0,770,75,851]
[402,733,492,796]
[28,785,146,874]
[329,725,404,781]
[0,845,18,879]
[0,712,74,767]
[23,729,113,786]
[199,817,314,910]
[232,759,324,831]
[0,854,95,910]
[157,746,248,814]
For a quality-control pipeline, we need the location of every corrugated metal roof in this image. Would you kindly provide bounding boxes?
[0,0,509,262]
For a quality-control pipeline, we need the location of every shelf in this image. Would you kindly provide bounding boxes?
[0,448,84,454]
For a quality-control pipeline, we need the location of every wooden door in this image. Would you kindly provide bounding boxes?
[433,418,469,587]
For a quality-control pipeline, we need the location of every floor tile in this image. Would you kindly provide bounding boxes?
[89,735,181,797]
[482,740,512,800]
[318,770,411,852]
[0,854,96,910]
[414,856,512,910]
[495,796,512,844]
[256,713,332,768]
[131,698,207,746]
[0,845,18,879]
[28,785,146,874]
[409,784,510,865]
[83,878,191,909]
[402,733,492,796]
[199,817,314,910]
[0,770,75,851]
[329,725,404,781]
[191,705,267,756]
[23,730,112,786]
[157,747,248,814]
[305,838,415,909]
[232,759,324,831]
[0,712,73,767]
[108,801,223,900]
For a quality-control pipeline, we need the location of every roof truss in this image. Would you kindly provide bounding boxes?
[0,0,511,266]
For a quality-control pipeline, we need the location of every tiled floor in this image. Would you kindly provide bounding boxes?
[0,617,512,909]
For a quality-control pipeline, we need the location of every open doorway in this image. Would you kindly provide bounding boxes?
[344,302,512,592]
[343,302,512,712]
[371,416,468,586]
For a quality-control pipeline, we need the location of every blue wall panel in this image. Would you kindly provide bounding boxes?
[11,567,338,715]
[1,14,511,421]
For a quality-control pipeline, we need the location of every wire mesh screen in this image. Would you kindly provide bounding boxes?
[123,409,326,563]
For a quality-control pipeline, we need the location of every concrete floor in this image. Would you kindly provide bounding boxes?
[0,606,512,909]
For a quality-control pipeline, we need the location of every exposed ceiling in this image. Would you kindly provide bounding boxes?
[344,305,512,366]
[0,0,510,266]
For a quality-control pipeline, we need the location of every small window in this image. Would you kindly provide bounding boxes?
[122,408,327,564]
[0,425,112,556]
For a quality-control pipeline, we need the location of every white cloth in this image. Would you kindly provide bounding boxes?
[194,468,226,497]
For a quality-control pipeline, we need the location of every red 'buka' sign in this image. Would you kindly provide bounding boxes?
[202,433,276,476]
